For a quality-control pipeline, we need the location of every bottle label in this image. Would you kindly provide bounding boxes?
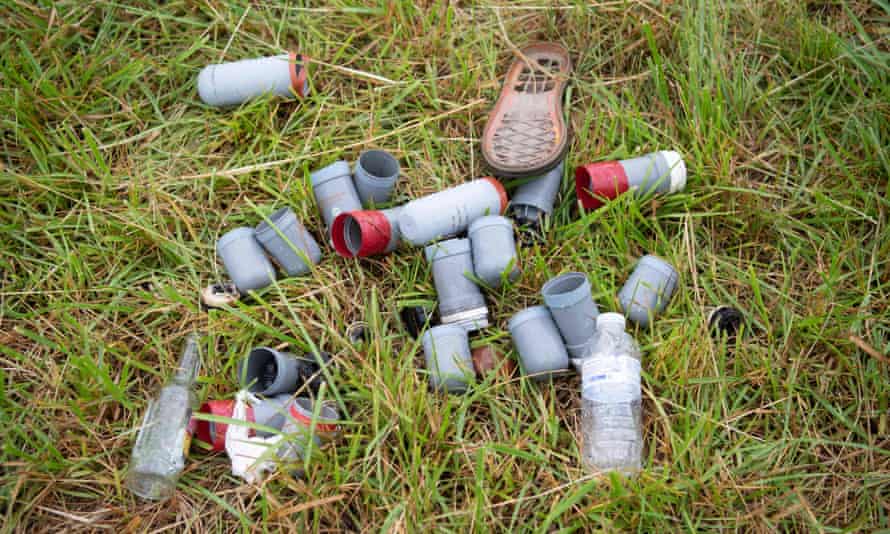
[182,428,192,460]
[581,355,641,403]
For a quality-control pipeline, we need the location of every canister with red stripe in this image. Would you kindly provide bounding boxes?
[198,53,309,107]
[575,151,686,211]
[192,395,293,452]
[330,207,402,258]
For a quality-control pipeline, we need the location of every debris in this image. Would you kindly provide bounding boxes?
[422,324,475,393]
[192,395,292,452]
[468,215,520,288]
[511,161,564,231]
[311,161,363,238]
[201,282,240,308]
[708,306,744,340]
[508,306,569,381]
[400,305,434,339]
[224,393,341,484]
[238,347,328,396]
[425,238,489,331]
[127,333,202,501]
[581,313,643,474]
[346,321,370,344]
[481,43,572,178]
[254,208,322,277]
[617,255,679,327]
[217,227,276,293]
[331,207,401,258]
[541,272,599,361]
[471,345,500,377]
[575,151,686,211]
[353,149,400,206]
[225,391,285,484]
[198,53,309,107]
[398,178,508,246]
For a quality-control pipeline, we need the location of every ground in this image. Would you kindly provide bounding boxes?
[1,1,888,532]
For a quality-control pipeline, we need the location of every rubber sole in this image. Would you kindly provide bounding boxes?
[481,42,572,179]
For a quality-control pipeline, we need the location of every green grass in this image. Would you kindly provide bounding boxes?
[1,1,888,531]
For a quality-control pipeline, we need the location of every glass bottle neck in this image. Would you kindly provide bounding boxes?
[170,333,202,385]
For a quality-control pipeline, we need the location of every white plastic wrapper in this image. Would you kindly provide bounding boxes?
[224,390,283,484]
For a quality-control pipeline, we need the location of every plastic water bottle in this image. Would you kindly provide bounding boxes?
[127,333,202,500]
[581,313,643,474]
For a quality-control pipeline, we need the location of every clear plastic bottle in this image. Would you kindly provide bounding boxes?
[581,313,643,474]
[127,333,202,500]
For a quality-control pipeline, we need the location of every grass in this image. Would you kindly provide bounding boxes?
[1,0,888,531]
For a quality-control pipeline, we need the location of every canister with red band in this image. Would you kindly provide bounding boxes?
[192,395,294,452]
[286,398,340,441]
[198,53,309,107]
[331,207,401,258]
[575,151,686,211]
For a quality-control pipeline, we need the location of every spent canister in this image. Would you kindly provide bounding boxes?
[468,215,520,288]
[425,238,488,331]
[399,178,508,246]
[508,305,569,381]
[575,151,686,211]
[197,53,309,107]
[617,255,679,327]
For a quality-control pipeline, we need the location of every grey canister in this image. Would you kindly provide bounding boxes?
[251,394,294,437]
[468,215,520,288]
[353,149,400,207]
[238,347,314,396]
[217,227,276,293]
[618,255,679,327]
[421,324,474,393]
[310,160,363,235]
[620,151,686,195]
[425,238,489,331]
[508,305,569,380]
[197,54,309,107]
[254,207,322,276]
[541,272,599,359]
[511,161,564,227]
[398,178,508,246]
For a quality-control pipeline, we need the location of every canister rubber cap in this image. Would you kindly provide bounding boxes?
[658,150,687,193]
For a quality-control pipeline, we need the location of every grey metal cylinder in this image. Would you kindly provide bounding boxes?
[197,53,309,107]
[508,305,569,381]
[398,178,508,246]
[468,215,519,288]
[285,397,341,443]
[238,347,312,396]
[310,160,363,236]
[217,227,276,293]
[254,207,322,276]
[511,161,564,226]
[251,394,293,437]
[425,238,488,331]
[353,150,400,206]
[541,272,599,359]
[421,324,474,393]
[618,255,679,327]
[621,151,686,195]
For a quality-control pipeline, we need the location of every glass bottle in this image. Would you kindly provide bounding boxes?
[127,333,202,500]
